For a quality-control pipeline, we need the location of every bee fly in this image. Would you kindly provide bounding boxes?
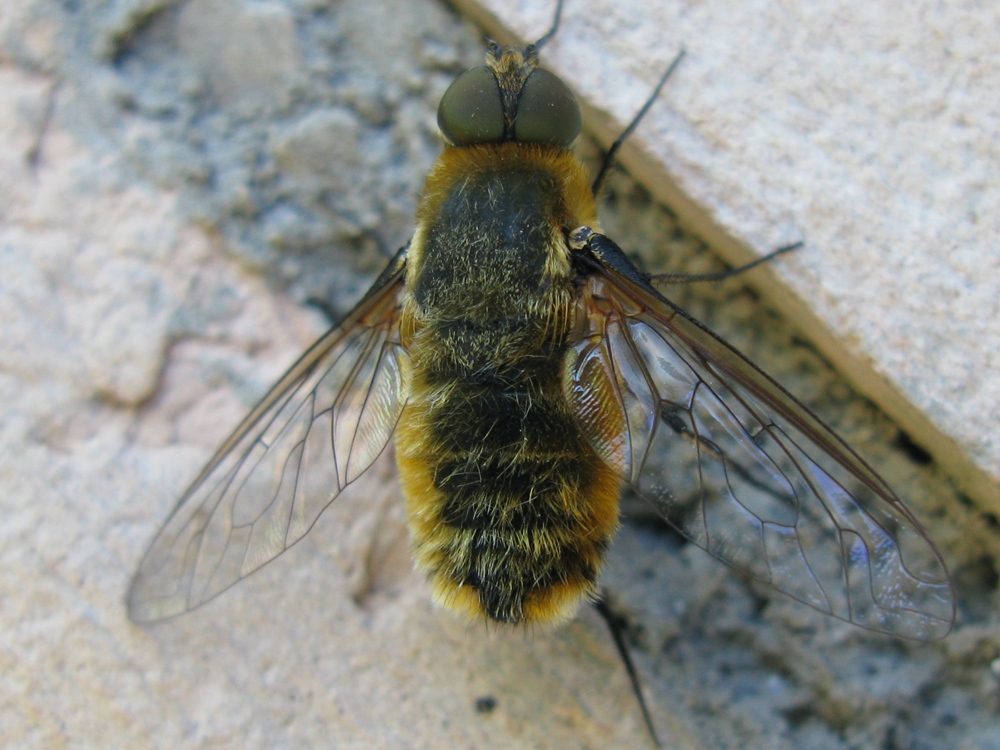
[129,1,954,646]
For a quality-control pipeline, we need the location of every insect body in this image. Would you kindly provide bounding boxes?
[128,22,955,640]
[398,48,618,622]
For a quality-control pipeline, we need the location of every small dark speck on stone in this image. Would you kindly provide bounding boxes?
[475,695,497,715]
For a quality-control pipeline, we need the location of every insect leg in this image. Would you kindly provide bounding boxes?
[651,241,802,284]
[594,596,661,749]
[592,49,687,197]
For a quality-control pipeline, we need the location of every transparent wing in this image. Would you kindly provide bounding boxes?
[566,249,954,641]
[128,257,409,622]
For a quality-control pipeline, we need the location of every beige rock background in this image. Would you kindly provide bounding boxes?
[1,0,997,748]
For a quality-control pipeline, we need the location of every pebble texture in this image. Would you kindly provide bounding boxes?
[1,1,998,748]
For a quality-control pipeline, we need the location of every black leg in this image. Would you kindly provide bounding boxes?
[594,596,662,749]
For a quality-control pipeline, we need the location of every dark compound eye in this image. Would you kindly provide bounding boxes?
[437,66,505,146]
[513,68,581,147]
[438,64,582,148]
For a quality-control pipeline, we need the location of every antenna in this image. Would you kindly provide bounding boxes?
[533,0,564,50]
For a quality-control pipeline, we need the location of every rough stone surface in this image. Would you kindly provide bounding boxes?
[2,1,998,749]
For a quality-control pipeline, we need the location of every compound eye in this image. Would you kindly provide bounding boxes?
[437,67,504,146]
[513,68,582,147]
